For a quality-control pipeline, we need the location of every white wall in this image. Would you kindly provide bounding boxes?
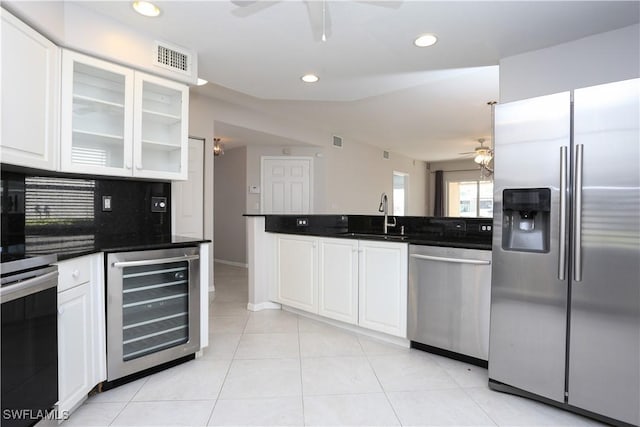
[188,93,215,287]
[323,140,428,215]
[189,91,429,217]
[214,147,247,265]
[500,24,639,102]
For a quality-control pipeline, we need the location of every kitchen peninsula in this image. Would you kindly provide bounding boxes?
[246,214,492,346]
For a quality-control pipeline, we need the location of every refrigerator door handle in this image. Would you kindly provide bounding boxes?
[573,144,584,282]
[559,146,568,281]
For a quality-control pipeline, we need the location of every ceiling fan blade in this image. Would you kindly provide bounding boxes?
[231,1,278,17]
[305,0,331,42]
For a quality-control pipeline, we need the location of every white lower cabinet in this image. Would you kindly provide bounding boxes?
[58,283,92,414]
[274,234,408,337]
[318,238,359,325]
[275,234,318,312]
[56,254,106,415]
[358,240,408,338]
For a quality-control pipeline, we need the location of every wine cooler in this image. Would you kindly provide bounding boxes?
[106,246,200,381]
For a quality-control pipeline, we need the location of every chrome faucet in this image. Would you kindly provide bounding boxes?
[378,192,397,234]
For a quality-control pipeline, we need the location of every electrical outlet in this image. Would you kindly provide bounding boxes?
[102,196,112,212]
[296,218,309,227]
[151,197,167,213]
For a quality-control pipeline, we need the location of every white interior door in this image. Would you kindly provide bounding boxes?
[172,137,204,238]
[261,157,312,214]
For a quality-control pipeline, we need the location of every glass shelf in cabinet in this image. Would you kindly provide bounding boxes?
[73,94,125,115]
[72,129,124,145]
[141,109,181,125]
[141,139,182,151]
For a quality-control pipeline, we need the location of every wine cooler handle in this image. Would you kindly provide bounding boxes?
[573,144,584,282]
[558,146,568,281]
[113,254,200,268]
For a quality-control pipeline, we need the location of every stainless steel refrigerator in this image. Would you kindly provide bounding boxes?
[489,78,639,426]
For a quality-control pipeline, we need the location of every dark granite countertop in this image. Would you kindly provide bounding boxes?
[18,233,210,262]
[247,214,492,250]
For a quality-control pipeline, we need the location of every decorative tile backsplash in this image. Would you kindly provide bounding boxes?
[1,170,171,256]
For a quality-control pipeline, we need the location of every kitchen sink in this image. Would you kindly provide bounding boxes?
[337,232,409,241]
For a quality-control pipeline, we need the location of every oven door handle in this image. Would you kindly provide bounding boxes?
[0,271,59,304]
[112,254,200,268]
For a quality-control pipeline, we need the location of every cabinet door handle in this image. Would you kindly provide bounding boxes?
[58,307,64,315]
[72,269,80,279]
[125,161,132,170]
[136,164,143,170]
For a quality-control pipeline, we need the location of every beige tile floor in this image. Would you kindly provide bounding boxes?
[64,263,605,427]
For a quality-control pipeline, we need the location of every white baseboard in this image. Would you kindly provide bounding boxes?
[281,305,410,348]
[247,301,281,312]
[214,258,248,268]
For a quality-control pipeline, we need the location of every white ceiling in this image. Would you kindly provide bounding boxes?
[75,1,639,161]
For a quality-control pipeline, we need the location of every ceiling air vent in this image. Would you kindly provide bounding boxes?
[153,41,191,75]
[332,136,343,148]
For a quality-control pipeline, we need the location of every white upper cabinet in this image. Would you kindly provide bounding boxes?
[61,50,188,180]
[134,72,188,180]
[1,9,60,171]
[61,50,134,176]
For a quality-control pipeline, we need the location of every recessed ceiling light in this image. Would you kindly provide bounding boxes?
[301,74,319,83]
[196,78,208,86]
[132,1,161,17]
[414,33,438,48]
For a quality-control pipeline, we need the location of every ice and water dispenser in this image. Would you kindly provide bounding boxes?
[502,188,551,253]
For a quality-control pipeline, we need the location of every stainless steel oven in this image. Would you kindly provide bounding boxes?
[106,247,200,381]
[1,254,58,427]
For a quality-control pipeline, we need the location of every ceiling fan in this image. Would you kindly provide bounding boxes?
[230,0,401,42]
[460,138,494,176]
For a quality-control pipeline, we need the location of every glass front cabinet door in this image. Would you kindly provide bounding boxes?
[61,50,134,177]
[61,50,188,180]
[134,72,188,180]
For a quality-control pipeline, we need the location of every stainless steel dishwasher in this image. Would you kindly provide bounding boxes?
[408,244,492,366]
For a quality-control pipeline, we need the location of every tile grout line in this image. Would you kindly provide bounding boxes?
[357,335,405,427]
[203,288,245,426]
[297,314,307,427]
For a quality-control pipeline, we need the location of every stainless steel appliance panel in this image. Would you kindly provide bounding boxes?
[489,91,571,403]
[408,245,492,360]
[568,79,640,425]
[106,247,200,381]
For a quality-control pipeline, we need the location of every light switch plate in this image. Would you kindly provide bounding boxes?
[102,196,112,212]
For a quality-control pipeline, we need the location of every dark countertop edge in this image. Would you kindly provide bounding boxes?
[264,231,491,251]
[55,237,211,262]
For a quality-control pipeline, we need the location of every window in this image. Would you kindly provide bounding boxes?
[447,180,493,218]
[393,172,408,215]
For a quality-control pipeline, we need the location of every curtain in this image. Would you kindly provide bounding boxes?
[433,170,444,217]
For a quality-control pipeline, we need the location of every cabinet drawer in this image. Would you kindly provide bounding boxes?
[57,256,91,292]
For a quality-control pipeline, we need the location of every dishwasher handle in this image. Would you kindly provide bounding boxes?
[112,254,200,268]
[409,253,491,265]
